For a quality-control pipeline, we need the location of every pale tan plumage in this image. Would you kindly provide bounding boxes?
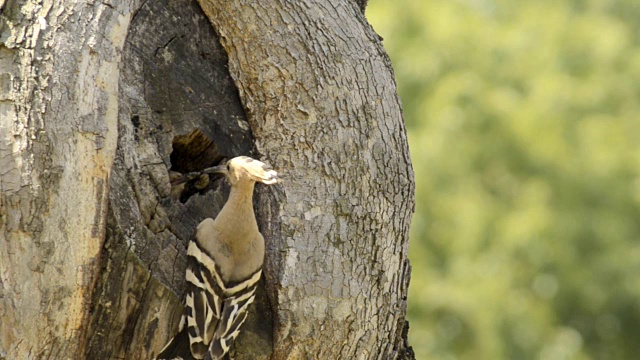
[157,156,278,360]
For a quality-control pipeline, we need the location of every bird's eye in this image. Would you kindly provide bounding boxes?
[226,164,231,171]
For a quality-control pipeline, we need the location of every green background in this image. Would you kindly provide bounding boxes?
[368,1,640,359]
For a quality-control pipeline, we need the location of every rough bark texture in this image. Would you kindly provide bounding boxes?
[0,0,413,359]
[196,1,415,359]
[356,0,369,13]
[0,1,131,358]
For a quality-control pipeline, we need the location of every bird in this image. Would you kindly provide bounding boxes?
[156,156,279,360]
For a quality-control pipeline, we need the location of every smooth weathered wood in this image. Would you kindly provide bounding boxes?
[0,1,134,358]
[1,0,414,359]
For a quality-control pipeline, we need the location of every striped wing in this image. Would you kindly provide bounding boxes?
[185,240,261,359]
[208,277,260,358]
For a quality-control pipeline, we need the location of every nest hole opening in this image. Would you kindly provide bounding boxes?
[169,129,225,203]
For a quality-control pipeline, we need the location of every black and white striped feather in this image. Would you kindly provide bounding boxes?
[156,240,261,360]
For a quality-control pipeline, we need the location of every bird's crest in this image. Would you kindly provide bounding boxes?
[231,156,279,185]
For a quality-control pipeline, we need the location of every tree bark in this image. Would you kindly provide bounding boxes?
[0,0,414,359]
[0,0,131,358]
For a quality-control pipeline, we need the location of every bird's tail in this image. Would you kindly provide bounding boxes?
[155,317,196,360]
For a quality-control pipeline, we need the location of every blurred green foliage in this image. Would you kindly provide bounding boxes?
[368,0,640,359]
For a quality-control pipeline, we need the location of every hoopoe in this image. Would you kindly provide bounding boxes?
[157,156,278,360]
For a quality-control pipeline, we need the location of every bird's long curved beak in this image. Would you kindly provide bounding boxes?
[202,165,228,175]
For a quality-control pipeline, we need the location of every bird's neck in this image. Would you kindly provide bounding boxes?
[228,180,255,208]
[218,180,258,232]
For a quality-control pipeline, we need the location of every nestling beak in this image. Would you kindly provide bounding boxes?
[203,164,228,175]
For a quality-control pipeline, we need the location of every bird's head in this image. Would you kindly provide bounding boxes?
[204,156,279,186]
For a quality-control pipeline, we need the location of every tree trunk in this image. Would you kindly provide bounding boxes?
[0,0,414,359]
[0,0,129,357]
